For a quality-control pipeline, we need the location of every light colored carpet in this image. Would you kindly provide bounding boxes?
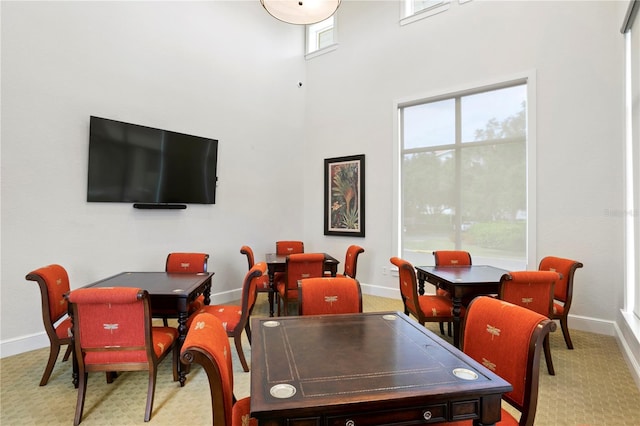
[2,294,639,425]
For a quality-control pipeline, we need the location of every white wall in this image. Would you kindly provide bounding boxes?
[0,1,306,355]
[0,0,633,370]
[304,1,626,323]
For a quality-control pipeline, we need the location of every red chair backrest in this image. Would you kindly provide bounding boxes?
[343,245,365,278]
[240,245,256,269]
[500,271,559,317]
[165,253,209,273]
[461,296,554,422]
[27,264,70,324]
[286,253,325,290]
[68,287,152,365]
[299,277,362,315]
[538,256,583,303]
[243,262,267,314]
[390,257,420,316]
[276,241,304,255]
[433,250,472,266]
[182,313,234,426]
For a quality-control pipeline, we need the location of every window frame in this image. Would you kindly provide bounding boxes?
[392,72,537,270]
[305,15,338,59]
[400,0,451,26]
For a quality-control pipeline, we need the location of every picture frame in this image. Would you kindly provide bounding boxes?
[324,154,365,237]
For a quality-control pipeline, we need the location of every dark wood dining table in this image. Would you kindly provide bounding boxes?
[70,271,213,387]
[250,311,512,426]
[264,253,339,317]
[415,265,508,348]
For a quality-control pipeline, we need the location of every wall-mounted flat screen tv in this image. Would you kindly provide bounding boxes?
[87,116,218,205]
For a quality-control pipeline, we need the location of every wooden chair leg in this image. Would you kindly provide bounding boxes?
[245,323,252,344]
[74,372,88,426]
[235,334,249,372]
[144,368,157,422]
[559,316,574,349]
[62,344,73,362]
[543,334,555,375]
[105,372,118,383]
[172,346,179,382]
[40,342,61,386]
[439,322,445,335]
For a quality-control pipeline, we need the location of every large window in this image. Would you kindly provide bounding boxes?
[397,81,530,270]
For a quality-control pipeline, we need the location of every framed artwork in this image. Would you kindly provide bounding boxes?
[324,154,365,237]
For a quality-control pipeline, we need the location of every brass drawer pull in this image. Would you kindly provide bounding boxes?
[423,410,432,420]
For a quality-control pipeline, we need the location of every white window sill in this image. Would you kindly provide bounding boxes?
[400,2,450,26]
[305,43,338,60]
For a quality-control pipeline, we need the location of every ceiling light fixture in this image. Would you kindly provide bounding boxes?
[261,0,341,25]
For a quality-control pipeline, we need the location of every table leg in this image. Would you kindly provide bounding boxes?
[417,275,425,296]
[267,269,276,317]
[452,296,463,348]
[474,393,502,426]
[177,310,188,386]
[203,281,211,306]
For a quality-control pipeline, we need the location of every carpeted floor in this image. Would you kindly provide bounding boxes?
[2,294,639,425]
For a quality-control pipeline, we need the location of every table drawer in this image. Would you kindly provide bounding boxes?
[326,404,447,426]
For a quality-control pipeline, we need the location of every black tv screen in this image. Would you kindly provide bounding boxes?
[87,116,218,205]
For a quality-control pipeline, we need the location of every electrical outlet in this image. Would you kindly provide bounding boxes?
[382,266,388,276]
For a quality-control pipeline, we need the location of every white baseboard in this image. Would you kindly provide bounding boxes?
[360,282,400,299]
[1,331,50,358]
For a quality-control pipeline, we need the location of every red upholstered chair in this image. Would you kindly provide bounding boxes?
[298,277,363,315]
[433,250,472,296]
[499,271,560,375]
[390,257,459,329]
[181,313,257,426]
[433,296,556,426]
[240,245,271,294]
[538,256,583,349]
[432,251,472,335]
[166,252,209,273]
[188,262,267,372]
[277,253,325,316]
[433,250,472,267]
[163,252,209,325]
[325,245,365,279]
[67,287,177,425]
[25,264,74,386]
[273,241,304,294]
[275,240,304,255]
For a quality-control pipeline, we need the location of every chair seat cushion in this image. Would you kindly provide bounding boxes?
[151,327,178,357]
[255,275,271,292]
[553,301,565,315]
[55,316,73,339]
[188,295,205,314]
[276,283,298,300]
[190,305,241,332]
[232,397,257,426]
[436,288,451,298]
[84,326,177,364]
[416,295,462,317]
